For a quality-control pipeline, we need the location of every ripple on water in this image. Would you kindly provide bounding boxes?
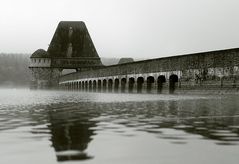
[0,89,239,164]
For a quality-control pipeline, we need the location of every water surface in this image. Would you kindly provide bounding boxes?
[0,89,239,164]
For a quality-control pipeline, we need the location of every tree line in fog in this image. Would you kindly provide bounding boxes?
[0,53,123,87]
[0,53,31,87]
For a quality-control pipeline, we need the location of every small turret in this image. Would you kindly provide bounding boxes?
[29,49,53,89]
[30,49,51,68]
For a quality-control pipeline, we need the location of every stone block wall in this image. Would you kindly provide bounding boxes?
[59,48,239,93]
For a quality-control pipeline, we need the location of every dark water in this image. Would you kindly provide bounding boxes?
[0,89,239,164]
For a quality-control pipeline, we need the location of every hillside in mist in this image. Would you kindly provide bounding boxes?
[0,53,31,87]
[0,54,123,87]
[0,52,145,87]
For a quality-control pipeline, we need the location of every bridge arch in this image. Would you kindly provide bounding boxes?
[85,81,88,91]
[108,79,113,92]
[157,75,166,93]
[76,81,79,90]
[169,74,178,94]
[121,78,127,93]
[79,81,82,91]
[93,80,97,92]
[137,77,144,93]
[147,76,155,93]
[82,81,85,91]
[76,82,79,90]
[128,77,135,93]
[89,80,93,92]
[103,79,107,92]
[114,79,119,92]
[98,80,102,92]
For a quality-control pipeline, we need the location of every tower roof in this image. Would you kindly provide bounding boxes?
[47,21,100,59]
[31,49,50,58]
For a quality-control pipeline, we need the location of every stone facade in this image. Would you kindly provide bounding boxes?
[47,21,103,69]
[29,21,104,89]
[29,49,61,89]
[59,48,239,94]
[30,67,61,89]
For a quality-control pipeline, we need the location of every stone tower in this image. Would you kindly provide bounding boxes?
[29,49,60,89]
[29,21,104,89]
[47,21,103,71]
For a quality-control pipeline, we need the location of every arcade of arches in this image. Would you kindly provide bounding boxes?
[61,74,179,94]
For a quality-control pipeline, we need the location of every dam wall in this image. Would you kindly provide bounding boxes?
[59,48,239,94]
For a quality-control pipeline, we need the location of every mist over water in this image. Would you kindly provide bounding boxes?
[0,89,239,164]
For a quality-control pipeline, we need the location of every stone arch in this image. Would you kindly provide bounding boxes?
[89,80,93,92]
[103,79,107,92]
[79,81,82,91]
[108,79,113,92]
[85,81,88,91]
[121,78,127,93]
[137,77,144,93]
[157,75,166,93]
[98,80,102,92]
[128,77,135,93]
[82,81,85,91]
[147,76,155,93]
[114,79,120,92]
[93,80,97,92]
[169,74,178,94]
[76,81,79,90]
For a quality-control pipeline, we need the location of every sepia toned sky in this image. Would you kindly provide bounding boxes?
[1,0,239,59]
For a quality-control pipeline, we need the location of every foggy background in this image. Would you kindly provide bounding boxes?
[1,0,239,87]
[1,0,239,58]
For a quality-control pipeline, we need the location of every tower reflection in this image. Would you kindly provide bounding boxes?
[47,108,98,162]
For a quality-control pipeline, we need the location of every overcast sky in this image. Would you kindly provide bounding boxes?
[1,0,239,59]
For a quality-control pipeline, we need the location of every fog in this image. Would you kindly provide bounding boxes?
[1,0,239,58]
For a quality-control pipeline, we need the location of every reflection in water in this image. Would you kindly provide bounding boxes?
[0,89,239,164]
[48,108,97,161]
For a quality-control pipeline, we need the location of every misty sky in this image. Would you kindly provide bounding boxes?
[1,0,239,59]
